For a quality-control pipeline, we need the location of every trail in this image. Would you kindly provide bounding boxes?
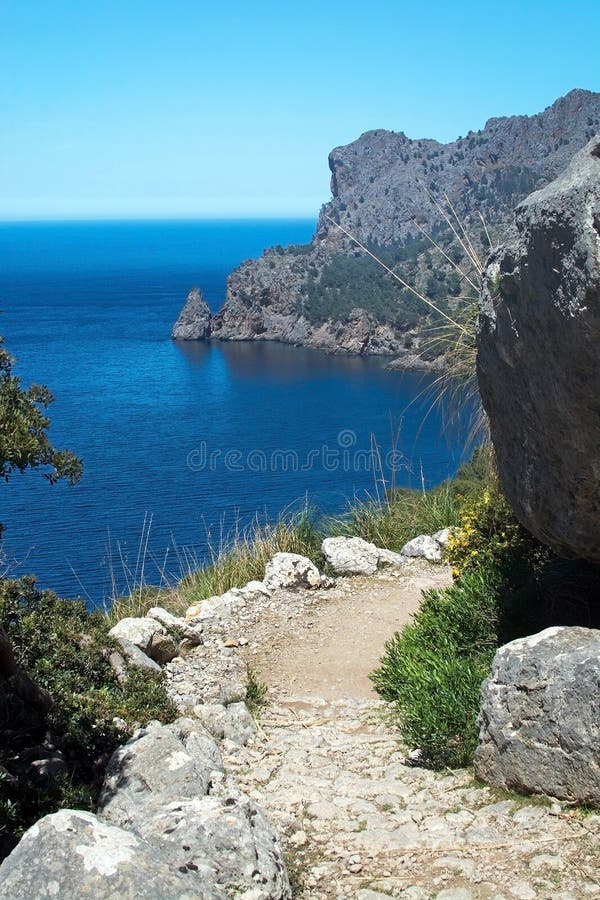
[167,561,600,899]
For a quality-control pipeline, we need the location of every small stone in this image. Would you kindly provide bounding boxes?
[509,882,537,900]
[289,830,308,848]
[528,854,565,872]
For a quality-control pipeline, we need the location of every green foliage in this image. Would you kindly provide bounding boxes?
[447,478,550,583]
[371,570,499,768]
[245,667,268,715]
[370,464,561,770]
[304,231,459,334]
[0,339,82,497]
[0,577,175,851]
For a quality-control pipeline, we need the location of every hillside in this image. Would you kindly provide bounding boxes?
[174,89,600,366]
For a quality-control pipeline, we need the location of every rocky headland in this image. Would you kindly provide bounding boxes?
[173,89,600,369]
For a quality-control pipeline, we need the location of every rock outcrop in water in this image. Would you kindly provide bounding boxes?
[477,136,600,563]
[174,90,600,366]
[172,286,211,340]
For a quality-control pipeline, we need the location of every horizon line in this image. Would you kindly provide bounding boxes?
[0,214,320,225]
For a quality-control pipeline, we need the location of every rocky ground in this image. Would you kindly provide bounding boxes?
[165,561,600,899]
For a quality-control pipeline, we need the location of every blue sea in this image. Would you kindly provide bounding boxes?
[0,220,471,606]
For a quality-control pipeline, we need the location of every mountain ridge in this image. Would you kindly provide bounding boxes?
[173,89,600,366]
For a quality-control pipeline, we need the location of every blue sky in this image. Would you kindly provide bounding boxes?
[1,0,599,219]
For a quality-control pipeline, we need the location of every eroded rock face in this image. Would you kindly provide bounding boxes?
[477,137,600,562]
[175,91,600,364]
[172,286,212,340]
[474,626,600,805]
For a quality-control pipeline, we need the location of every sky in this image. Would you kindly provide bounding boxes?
[1,0,599,220]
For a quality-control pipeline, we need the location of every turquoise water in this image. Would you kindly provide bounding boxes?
[0,220,470,604]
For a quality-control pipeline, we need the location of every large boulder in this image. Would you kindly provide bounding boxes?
[321,536,404,575]
[172,286,212,340]
[138,792,291,899]
[0,809,218,899]
[99,717,222,827]
[474,626,600,805]
[477,137,600,562]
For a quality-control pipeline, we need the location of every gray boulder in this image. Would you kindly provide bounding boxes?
[147,606,203,646]
[0,809,219,899]
[477,137,600,562]
[172,286,212,340]
[400,534,443,562]
[475,626,600,805]
[109,616,178,665]
[321,536,405,575]
[99,717,222,827]
[263,552,322,591]
[138,792,291,899]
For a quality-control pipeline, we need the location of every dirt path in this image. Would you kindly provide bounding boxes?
[250,567,452,700]
[167,559,600,898]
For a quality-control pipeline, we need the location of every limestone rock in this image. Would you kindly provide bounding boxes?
[321,536,379,575]
[474,626,600,805]
[114,639,162,673]
[477,136,600,562]
[147,606,203,645]
[321,536,405,575]
[172,286,212,340]
[263,553,322,591]
[99,717,222,827]
[190,92,600,364]
[109,616,178,665]
[400,534,443,562]
[186,591,245,624]
[0,809,213,899]
[137,792,291,899]
[194,701,256,746]
[433,527,452,547]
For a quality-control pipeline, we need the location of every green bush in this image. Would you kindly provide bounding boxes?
[0,576,176,854]
[371,569,499,768]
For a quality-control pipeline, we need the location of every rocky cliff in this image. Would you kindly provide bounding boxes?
[477,136,600,563]
[174,90,600,365]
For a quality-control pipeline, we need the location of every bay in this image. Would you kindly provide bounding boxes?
[0,219,470,605]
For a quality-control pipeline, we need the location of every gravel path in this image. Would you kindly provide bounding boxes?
[166,561,600,899]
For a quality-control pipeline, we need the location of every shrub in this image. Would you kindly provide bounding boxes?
[371,569,499,768]
[0,576,175,855]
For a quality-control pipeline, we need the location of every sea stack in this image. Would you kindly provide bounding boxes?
[172,287,212,340]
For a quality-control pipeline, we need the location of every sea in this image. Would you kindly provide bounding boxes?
[0,219,472,607]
